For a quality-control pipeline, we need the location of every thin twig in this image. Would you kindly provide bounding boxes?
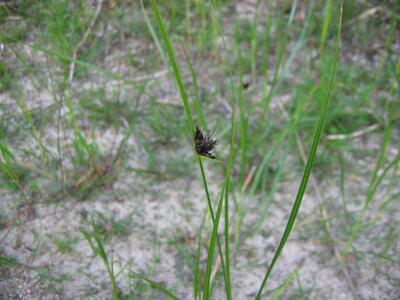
[210,254,221,285]
[345,6,382,26]
[242,165,256,192]
[56,81,66,185]
[326,124,379,141]
[68,0,104,82]
[130,69,169,82]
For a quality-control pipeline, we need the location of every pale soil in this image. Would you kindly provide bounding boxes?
[1,1,400,299]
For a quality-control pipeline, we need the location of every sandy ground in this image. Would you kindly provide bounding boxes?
[1,1,400,299]
[1,91,399,299]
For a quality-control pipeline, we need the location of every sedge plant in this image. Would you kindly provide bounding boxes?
[148,0,343,299]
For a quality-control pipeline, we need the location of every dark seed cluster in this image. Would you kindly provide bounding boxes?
[194,126,217,159]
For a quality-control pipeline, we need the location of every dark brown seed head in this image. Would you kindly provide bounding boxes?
[194,126,217,159]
